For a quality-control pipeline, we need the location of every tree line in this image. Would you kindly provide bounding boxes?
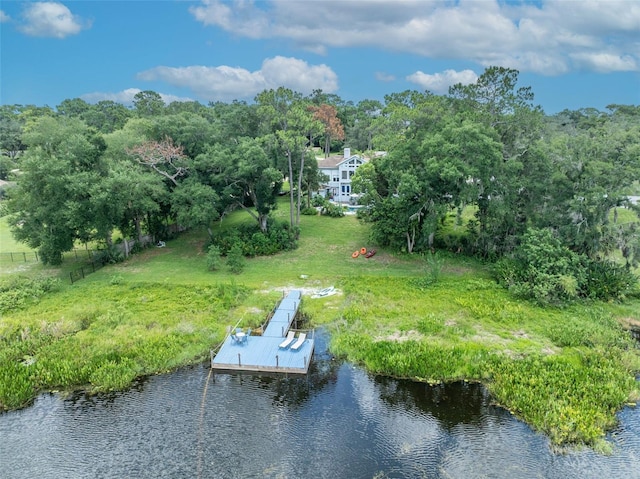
[1,67,639,303]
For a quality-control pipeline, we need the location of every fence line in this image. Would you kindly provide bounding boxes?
[0,251,39,263]
[0,248,100,263]
[69,235,156,284]
[69,256,107,284]
[4,229,182,284]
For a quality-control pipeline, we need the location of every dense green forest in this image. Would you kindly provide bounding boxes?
[1,66,639,304]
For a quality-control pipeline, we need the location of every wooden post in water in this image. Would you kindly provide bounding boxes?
[276,355,279,368]
[238,353,241,367]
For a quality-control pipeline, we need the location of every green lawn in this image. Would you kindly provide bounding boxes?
[0,216,33,252]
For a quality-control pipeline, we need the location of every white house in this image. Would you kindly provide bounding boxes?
[316,148,368,204]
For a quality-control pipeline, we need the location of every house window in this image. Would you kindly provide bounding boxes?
[341,185,350,194]
[333,176,339,182]
[342,171,348,180]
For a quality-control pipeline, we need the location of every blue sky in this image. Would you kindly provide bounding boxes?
[1,0,639,114]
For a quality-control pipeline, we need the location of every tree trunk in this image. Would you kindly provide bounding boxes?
[296,150,305,227]
[135,215,143,243]
[259,214,268,233]
[287,150,295,229]
[406,228,415,254]
[428,232,435,249]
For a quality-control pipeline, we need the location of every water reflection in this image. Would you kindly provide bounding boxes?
[0,332,639,478]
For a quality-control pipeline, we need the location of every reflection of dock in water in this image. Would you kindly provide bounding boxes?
[211,290,314,374]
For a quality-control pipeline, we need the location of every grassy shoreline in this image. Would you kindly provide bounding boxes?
[1,212,639,449]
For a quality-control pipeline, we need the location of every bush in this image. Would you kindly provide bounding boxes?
[494,228,583,305]
[92,246,124,265]
[312,195,327,207]
[206,245,223,271]
[0,276,61,314]
[226,243,245,274]
[209,219,297,257]
[301,206,318,216]
[495,227,638,304]
[581,259,637,301]
[321,202,345,218]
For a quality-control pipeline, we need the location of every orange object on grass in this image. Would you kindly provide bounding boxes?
[352,251,359,258]
[360,247,367,255]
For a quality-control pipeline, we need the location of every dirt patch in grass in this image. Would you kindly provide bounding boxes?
[444,264,480,276]
[471,329,508,345]
[379,329,423,342]
[133,247,172,260]
[620,317,640,329]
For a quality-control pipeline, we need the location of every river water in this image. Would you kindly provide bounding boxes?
[1,332,639,479]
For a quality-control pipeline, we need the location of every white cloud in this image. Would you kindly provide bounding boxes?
[137,56,339,101]
[81,88,192,106]
[375,72,396,83]
[19,2,89,38]
[570,52,638,73]
[188,0,640,75]
[0,10,10,23]
[407,69,478,94]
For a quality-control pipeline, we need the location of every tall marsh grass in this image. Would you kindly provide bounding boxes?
[323,275,640,447]
[0,281,249,410]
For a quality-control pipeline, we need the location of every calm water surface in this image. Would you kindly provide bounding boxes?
[1,332,639,479]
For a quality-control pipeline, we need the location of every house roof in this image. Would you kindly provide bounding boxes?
[316,154,367,169]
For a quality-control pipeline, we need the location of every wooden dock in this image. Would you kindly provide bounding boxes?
[211,290,314,374]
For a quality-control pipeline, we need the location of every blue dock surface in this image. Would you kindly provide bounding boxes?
[211,290,314,374]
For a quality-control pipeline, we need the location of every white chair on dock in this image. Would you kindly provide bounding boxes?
[290,332,306,351]
[279,331,296,349]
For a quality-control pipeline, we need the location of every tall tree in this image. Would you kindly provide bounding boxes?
[449,67,546,255]
[194,138,282,233]
[6,117,109,264]
[309,104,345,157]
[257,88,321,231]
[348,99,382,152]
[103,126,167,247]
[133,90,165,117]
[56,98,92,118]
[127,137,189,186]
[83,100,132,133]
[0,105,25,160]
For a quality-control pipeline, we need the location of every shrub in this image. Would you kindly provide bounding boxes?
[312,195,327,207]
[92,246,124,265]
[0,276,61,314]
[495,227,639,304]
[209,219,297,257]
[581,259,637,301]
[494,228,583,305]
[321,202,345,218]
[301,206,318,216]
[206,245,223,271]
[226,243,245,274]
